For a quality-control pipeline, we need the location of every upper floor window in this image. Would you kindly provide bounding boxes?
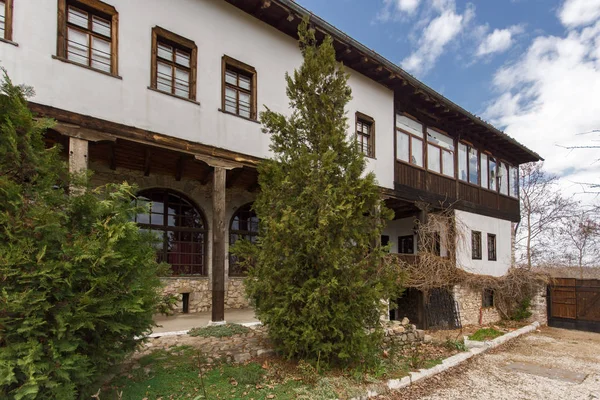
[472,230,482,260]
[229,204,259,277]
[498,162,509,196]
[151,27,197,101]
[458,143,479,185]
[487,233,497,261]
[396,114,423,167]
[0,0,13,42]
[489,157,497,191]
[222,56,257,120]
[509,165,519,198]
[398,235,414,254]
[427,128,455,177]
[57,0,118,75]
[356,113,375,158]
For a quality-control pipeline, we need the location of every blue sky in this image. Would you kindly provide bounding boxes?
[296,0,600,199]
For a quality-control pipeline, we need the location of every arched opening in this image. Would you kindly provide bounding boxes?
[229,203,258,277]
[135,189,208,276]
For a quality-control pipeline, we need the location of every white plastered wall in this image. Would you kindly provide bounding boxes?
[1,0,395,189]
[455,210,512,277]
[382,217,416,254]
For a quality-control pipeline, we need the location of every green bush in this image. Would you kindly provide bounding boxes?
[510,297,533,321]
[468,328,504,341]
[0,73,166,399]
[232,22,405,366]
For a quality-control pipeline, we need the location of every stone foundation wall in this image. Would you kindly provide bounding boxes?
[161,277,211,313]
[528,286,548,325]
[383,318,425,348]
[225,278,250,309]
[454,285,501,327]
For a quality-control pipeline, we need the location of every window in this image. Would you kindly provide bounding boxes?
[57,0,118,75]
[427,128,455,177]
[229,203,259,276]
[509,165,519,198]
[499,162,509,196]
[458,143,479,185]
[482,289,494,308]
[487,233,497,261]
[356,113,375,158]
[472,231,482,260]
[135,190,207,276]
[396,114,424,167]
[398,235,414,254]
[480,153,489,189]
[0,0,13,41]
[150,27,197,101]
[222,56,257,120]
[489,157,497,191]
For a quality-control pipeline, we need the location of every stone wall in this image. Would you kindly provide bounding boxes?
[528,287,548,325]
[383,318,425,348]
[225,278,250,309]
[161,277,211,313]
[453,285,501,327]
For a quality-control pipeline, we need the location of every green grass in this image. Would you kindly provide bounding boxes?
[468,328,504,341]
[188,323,251,338]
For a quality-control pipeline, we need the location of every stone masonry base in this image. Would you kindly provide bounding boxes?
[161,277,249,314]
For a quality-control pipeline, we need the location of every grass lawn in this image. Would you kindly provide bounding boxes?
[468,328,504,341]
[98,342,452,400]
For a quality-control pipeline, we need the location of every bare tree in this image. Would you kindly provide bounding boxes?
[517,162,575,267]
[558,209,600,278]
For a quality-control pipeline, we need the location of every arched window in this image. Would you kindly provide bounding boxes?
[135,189,207,276]
[229,203,259,276]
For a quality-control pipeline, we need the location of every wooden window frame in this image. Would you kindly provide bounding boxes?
[487,233,497,261]
[396,113,425,168]
[471,230,482,260]
[0,0,14,42]
[482,288,495,308]
[426,127,455,178]
[398,235,414,255]
[56,0,119,76]
[229,203,259,277]
[355,112,375,158]
[150,26,197,102]
[221,55,257,120]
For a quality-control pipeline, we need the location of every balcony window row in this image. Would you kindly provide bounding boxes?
[396,113,519,198]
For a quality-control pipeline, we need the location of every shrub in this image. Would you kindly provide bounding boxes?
[468,328,504,341]
[232,21,405,366]
[510,297,533,321]
[0,72,165,399]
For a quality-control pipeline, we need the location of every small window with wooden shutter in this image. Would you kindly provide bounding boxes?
[150,27,197,101]
[356,113,375,158]
[56,0,119,75]
[222,56,257,120]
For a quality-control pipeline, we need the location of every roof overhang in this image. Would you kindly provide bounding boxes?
[224,0,543,165]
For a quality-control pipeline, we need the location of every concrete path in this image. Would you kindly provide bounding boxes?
[384,327,600,400]
[152,308,259,334]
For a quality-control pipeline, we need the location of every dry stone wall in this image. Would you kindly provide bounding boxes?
[383,318,425,348]
[453,285,501,327]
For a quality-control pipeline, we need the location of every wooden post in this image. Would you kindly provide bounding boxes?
[69,137,88,194]
[211,166,227,324]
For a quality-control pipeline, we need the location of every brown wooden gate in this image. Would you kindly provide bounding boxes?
[548,278,600,333]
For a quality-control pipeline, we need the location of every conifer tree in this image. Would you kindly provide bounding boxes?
[237,22,404,364]
[0,72,166,399]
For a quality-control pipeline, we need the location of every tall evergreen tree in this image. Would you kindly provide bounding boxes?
[237,23,404,364]
[0,72,166,399]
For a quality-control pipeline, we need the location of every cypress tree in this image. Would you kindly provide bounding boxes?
[237,22,404,365]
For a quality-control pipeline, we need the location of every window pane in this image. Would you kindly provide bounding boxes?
[157,61,173,92]
[468,147,479,185]
[68,7,88,29]
[489,158,497,191]
[396,115,423,138]
[225,70,237,85]
[92,15,111,37]
[175,50,190,68]
[458,143,467,181]
[157,43,173,61]
[427,144,440,173]
[0,1,5,37]
[411,137,423,167]
[499,163,509,195]
[510,166,519,198]
[67,28,89,65]
[175,68,190,97]
[481,154,488,189]
[225,87,237,113]
[427,129,454,151]
[442,150,454,177]
[239,92,251,117]
[91,37,111,72]
[397,131,409,162]
[238,74,251,91]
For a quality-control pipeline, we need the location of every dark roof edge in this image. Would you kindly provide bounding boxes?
[276,0,543,162]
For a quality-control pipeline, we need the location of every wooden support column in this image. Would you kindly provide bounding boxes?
[69,137,88,194]
[211,166,227,324]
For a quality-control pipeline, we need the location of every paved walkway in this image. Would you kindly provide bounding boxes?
[152,308,259,334]
[385,327,600,400]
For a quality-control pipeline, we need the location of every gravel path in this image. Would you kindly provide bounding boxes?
[383,327,600,400]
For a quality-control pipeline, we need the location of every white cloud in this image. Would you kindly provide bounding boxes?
[476,25,524,57]
[484,20,600,200]
[377,0,422,21]
[558,0,600,28]
[400,1,475,76]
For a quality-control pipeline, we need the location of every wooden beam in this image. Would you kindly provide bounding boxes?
[144,148,151,177]
[211,167,227,323]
